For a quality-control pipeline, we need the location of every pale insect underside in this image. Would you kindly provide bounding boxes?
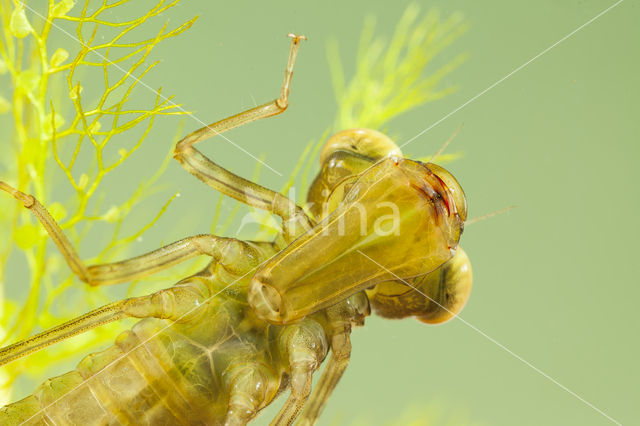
[0,6,472,426]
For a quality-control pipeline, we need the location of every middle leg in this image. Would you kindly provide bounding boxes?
[1,181,254,286]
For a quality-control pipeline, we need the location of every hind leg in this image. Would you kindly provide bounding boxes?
[0,273,221,367]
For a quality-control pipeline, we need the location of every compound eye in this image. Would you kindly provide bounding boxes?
[319,128,402,163]
[425,163,467,222]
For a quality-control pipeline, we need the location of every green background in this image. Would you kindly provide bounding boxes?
[10,0,640,425]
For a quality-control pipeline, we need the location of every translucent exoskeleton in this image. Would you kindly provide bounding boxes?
[0,34,472,425]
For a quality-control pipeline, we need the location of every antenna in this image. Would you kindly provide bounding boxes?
[430,123,464,163]
[465,205,516,226]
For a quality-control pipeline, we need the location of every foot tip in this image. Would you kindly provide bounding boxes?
[287,33,307,42]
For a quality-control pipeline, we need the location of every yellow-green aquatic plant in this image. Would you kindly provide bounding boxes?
[0,0,194,402]
[0,0,465,408]
[329,5,467,132]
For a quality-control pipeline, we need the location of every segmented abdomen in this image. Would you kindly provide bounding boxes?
[1,296,265,425]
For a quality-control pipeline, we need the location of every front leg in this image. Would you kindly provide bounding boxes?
[270,319,328,426]
[270,293,368,426]
[296,332,352,426]
[173,34,312,242]
[295,292,369,425]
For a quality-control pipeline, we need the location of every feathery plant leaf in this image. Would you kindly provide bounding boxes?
[328,4,467,132]
[0,0,194,403]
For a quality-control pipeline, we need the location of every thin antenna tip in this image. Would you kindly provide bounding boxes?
[431,124,464,163]
[465,205,516,226]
